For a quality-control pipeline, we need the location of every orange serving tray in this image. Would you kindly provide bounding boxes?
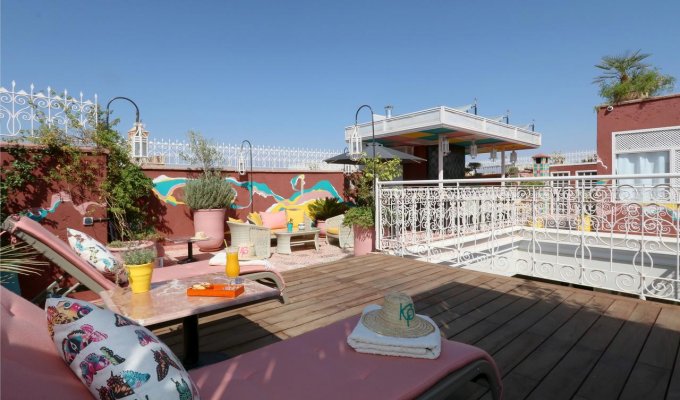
[186,284,244,298]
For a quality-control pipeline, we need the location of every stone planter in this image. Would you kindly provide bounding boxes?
[193,208,226,252]
[353,226,375,256]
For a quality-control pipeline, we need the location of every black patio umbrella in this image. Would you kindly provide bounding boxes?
[324,143,426,165]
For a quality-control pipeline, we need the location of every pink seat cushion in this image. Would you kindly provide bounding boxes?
[259,210,286,229]
[190,315,499,399]
[0,287,91,399]
[152,259,285,290]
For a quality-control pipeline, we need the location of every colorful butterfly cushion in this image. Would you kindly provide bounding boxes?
[66,228,127,284]
[46,297,201,400]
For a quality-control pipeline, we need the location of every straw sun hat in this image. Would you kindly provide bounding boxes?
[361,292,435,338]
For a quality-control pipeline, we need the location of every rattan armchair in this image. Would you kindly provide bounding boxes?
[227,221,272,258]
[325,214,353,249]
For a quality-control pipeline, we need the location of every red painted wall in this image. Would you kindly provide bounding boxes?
[1,144,109,299]
[596,93,680,174]
[402,146,429,180]
[143,167,345,238]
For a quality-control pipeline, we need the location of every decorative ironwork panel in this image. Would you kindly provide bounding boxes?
[0,81,97,139]
[378,175,680,302]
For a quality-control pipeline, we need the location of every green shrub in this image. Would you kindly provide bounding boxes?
[307,197,348,222]
[122,248,156,266]
[184,174,235,210]
[343,206,374,228]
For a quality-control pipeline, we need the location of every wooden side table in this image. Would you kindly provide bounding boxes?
[274,228,320,254]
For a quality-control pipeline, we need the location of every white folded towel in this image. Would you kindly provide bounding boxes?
[208,252,272,270]
[347,305,441,359]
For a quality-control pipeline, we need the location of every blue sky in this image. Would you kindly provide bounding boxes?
[2,0,679,154]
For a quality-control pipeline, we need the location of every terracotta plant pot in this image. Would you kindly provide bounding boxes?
[353,226,375,256]
[193,208,226,252]
[316,220,326,236]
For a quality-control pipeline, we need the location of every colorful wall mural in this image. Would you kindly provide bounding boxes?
[23,192,105,222]
[151,173,343,216]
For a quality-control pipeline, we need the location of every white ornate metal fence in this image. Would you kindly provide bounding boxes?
[377,174,680,302]
[476,150,599,174]
[1,82,346,171]
[146,138,346,171]
[0,81,98,139]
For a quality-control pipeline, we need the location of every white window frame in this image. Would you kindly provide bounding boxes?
[550,171,569,187]
[576,170,597,188]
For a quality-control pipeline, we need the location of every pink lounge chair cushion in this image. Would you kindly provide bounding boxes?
[189,315,500,400]
[0,287,91,399]
[151,259,285,291]
[11,216,116,291]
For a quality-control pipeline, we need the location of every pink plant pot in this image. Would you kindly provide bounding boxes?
[353,226,375,256]
[316,220,326,236]
[193,208,226,251]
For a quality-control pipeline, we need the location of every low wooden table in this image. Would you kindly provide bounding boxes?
[274,228,320,254]
[99,273,279,368]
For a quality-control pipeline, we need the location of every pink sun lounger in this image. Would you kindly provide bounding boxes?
[1,287,502,399]
[1,215,287,304]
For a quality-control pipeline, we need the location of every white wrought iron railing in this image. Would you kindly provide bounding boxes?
[145,138,346,171]
[376,173,680,302]
[1,82,347,171]
[0,81,98,139]
[476,150,599,174]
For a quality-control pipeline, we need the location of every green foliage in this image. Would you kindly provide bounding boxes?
[594,50,675,104]
[505,166,520,177]
[122,248,156,266]
[183,174,236,210]
[0,241,48,281]
[342,205,374,228]
[180,131,223,175]
[467,162,482,175]
[0,92,153,241]
[307,197,348,222]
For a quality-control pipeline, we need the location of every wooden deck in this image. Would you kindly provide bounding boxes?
[156,254,680,400]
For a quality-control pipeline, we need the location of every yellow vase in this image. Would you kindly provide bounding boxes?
[226,249,240,278]
[126,262,154,294]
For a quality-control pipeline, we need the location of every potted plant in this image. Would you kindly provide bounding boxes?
[181,131,236,251]
[307,197,348,235]
[183,174,236,251]
[122,248,156,294]
[343,156,402,256]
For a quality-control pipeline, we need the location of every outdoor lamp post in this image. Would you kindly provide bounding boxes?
[238,140,254,213]
[105,97,146,159]
[351,104,377,192]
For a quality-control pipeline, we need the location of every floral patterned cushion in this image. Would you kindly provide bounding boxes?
[66,228,119,273]
[46,297,201,400]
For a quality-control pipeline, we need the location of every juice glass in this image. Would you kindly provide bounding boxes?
[226,248,240,278]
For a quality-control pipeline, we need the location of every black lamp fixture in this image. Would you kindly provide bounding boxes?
[350,105,377,192]
[237,139,254,214]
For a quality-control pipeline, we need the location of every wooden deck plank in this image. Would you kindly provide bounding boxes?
[572,302,662,400]
[150,254,680,400]
[524,299,637,400]
[619,307,680,400]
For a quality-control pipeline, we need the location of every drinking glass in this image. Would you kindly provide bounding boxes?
[226,248,240,279]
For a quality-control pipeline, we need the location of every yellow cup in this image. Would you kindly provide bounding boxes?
[226,248,240,278]
[126,262,154,294]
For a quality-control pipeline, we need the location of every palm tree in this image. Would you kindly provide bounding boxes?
[594,50,675,104]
